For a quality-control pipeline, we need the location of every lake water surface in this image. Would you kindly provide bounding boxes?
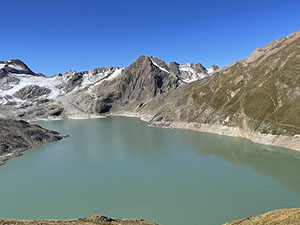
[1,117,300,225]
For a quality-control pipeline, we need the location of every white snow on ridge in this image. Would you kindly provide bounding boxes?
[150,59,169,73]
[81,70,111,87]
[87,67,124,96]
[179,63,209,83]
[0,66,125,106]
[207,67,216,74]
[0,74,64,105]
[179,63,194,73]
[181,77,198,83]
[8,63,24,71]
[81,67,123,91]
[0,97,8,105]
[0,63,6,70]
[106,68,124,81]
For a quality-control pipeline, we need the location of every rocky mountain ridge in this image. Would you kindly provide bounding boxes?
[0,56,217,120]
[136,30,300,151]
[1,31,300,151]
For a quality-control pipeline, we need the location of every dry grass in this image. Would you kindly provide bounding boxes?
[0,215,157,225]
[224,208,300,225]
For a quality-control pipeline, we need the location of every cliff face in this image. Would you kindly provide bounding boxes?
[0,119,66,165]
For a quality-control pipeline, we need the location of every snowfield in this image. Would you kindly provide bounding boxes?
[0,59,217,105]
[179,63,209,83]
[0,65,124,106]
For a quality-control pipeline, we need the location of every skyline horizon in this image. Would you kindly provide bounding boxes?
[1,0,300,76]
[2,28,298,76]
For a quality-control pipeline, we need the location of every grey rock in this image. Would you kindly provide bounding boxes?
[0,59,37,75]
[0,119,67,165]
[14,85,51,100]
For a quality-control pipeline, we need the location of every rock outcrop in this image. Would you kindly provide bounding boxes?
[0,119,66,165]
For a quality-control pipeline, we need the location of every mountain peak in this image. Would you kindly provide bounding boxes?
[0,59,36,75]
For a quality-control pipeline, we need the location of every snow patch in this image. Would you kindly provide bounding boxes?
[0,63,6,70]
[179,64,194,73]
[81,69,112,87]
[224,116,230,123]
[106,68,123,81]
[0,74,64,105]
[179,64,209,83]
[207,67,215,74]
[8,63,24,71]
[150,59,169,73]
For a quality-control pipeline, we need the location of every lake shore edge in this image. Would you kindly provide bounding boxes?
[0,119,68,167]
[1,208,300,225]
[108,111,300,153]
[27,111,300,153]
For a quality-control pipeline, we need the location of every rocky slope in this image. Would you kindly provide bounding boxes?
[135,30,300,151]
[0,57,216,120]
[224,208,300,225]
[0,215,157,225]
[0,119,66,165]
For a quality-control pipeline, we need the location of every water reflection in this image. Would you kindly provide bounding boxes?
[39,117,300,197]
[182,130,300,196]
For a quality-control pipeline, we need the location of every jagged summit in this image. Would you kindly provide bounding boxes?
[130,55,218,83]
[0,59,37,75]
[0,54,216,119]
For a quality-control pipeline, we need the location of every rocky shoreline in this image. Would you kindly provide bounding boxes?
[0,119,68,166]
[160,121,300,152]
[25,110,300,153]
[24,110,300,153]
[108,111,300,153]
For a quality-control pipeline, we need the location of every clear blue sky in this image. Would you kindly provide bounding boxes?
[0,0,299,76]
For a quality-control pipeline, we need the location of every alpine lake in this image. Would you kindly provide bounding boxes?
[1,117,300,225]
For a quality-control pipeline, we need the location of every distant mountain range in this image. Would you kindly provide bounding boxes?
[1,30,300,151]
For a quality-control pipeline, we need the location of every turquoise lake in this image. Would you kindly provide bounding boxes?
[0,117,300,225]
